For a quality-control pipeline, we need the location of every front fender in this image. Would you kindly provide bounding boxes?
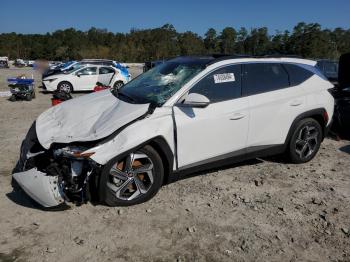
[88,108,175,167]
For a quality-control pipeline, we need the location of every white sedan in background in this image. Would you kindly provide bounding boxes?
[42,65,129,93]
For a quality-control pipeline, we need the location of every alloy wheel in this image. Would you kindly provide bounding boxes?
[59,83,71,93]
[106,152,154,201]
[114,82,124,89]
[295,124,319,160]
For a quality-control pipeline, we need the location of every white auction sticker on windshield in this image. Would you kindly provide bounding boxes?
[213,73,235,84]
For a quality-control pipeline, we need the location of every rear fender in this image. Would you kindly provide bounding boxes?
[284,108,329,147]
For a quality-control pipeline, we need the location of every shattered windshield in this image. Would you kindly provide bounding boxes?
[115,58,211,106]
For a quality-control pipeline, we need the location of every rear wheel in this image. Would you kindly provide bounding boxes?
[288,118,322,163]
[25,93,32,101]
[99,145,164,206]
[113,81,124,89]
[57,81,73,93]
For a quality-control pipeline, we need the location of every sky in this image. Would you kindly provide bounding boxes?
[1,0,349,36]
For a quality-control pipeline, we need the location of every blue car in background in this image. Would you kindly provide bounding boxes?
[42,61,78,78]
[113,61,131,81]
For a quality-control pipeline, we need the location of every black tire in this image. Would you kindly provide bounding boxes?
[287,118,322,164]
[113,81,124,89]
[8,95,16,102]
[25,93,32,101]
[99,145,164,206]
[57,81,73,93]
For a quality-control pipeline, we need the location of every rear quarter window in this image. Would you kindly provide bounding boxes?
[283,64,314,86]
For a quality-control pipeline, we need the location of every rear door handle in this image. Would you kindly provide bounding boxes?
[230,113,246,120]
[290,100,303,106]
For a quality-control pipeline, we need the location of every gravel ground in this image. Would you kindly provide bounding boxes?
[0,68,349,262]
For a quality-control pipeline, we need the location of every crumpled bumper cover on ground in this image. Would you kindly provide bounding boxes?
[13,168,65,207]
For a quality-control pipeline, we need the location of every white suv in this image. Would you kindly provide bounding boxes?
[13,56,334,208]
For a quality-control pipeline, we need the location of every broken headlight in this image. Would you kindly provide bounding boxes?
[54,146,95,160]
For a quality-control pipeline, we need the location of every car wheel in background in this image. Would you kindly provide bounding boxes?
[57,81,73,93]
[288,118,322,163]
[8,95,16,102]
[113,81,124,89]
[99,145,164,206]
[25,93,32,101]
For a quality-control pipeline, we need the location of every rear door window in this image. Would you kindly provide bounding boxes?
[99,67,115,74]
[77,67,97,76]
[189,64,242,103]
[242,63,289,96]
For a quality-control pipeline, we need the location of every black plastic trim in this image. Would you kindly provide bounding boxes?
[176,144,284,176]
[171,107,179,170]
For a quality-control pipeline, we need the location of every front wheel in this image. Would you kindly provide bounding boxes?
[57,81,73,93]
[99,145,164,206]
[288,118,322,163]
[8,95,16,102]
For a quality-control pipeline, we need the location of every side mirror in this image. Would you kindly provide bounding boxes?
[181,93,210,108]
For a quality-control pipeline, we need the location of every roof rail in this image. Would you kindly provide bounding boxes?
[207,53,305,65]
[258,54,303,59]
[206,54,251,65]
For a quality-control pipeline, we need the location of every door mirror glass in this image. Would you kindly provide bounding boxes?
[181,93,210,108]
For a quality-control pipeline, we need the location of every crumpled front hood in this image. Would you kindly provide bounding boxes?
[36,90,150,149]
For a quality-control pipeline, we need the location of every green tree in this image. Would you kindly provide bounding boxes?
[179,31,205,55]
[204,28,220,53]
[220,27,236,54]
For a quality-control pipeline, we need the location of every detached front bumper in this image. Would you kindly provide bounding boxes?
[12,122,66,208]
[13,168,65,207]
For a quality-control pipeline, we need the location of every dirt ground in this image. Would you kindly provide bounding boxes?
[0,68,349,262]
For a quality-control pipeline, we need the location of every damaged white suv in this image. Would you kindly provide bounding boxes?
[13,56,334,208]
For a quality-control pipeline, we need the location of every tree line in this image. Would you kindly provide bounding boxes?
[0,22,349,62]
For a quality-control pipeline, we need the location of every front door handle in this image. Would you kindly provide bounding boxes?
[230,113,246,120]
[290,100,303,106]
